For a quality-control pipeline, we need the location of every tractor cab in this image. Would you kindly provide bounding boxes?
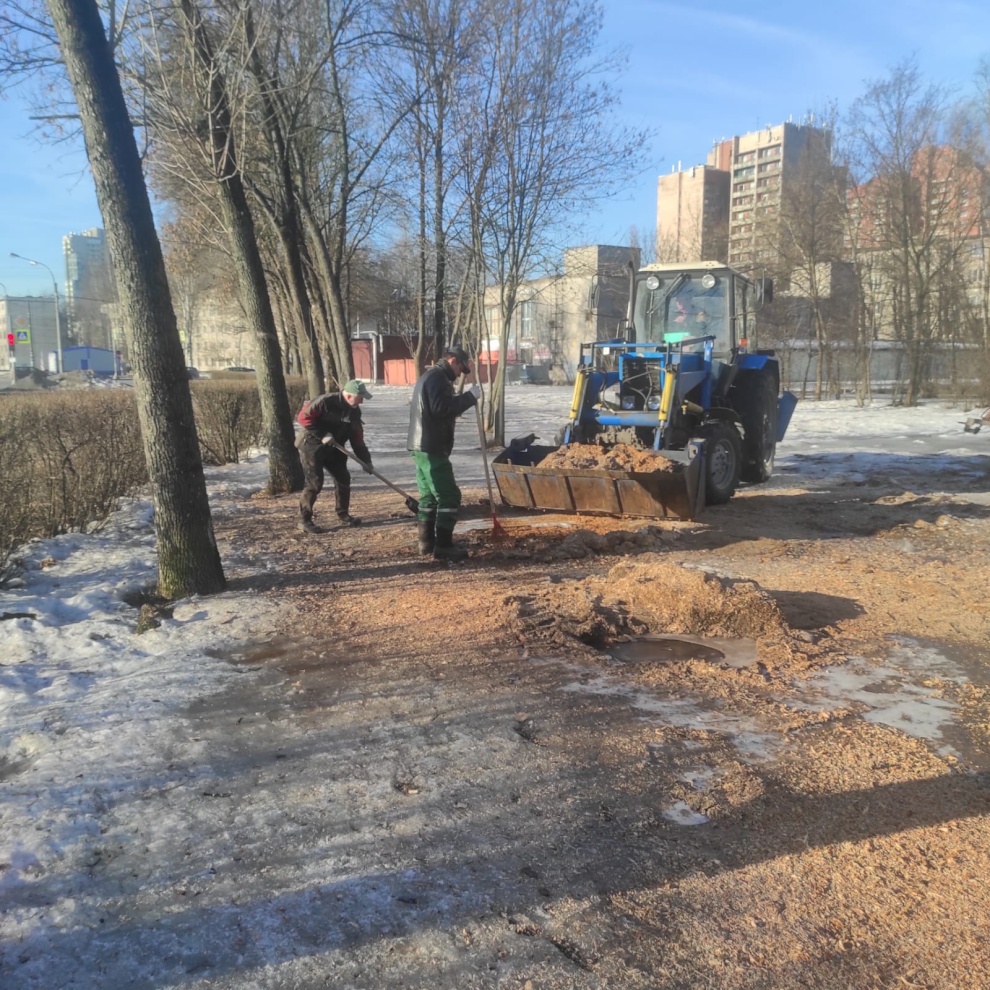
[630,261,768,356]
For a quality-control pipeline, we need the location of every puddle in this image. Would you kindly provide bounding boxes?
[662,800,709,826]
[192,637,366,722]
[607,635,758,669]
[543,632,990,770]
[782,637,990,767]
[553,663,784,764]
[206,636,357,680]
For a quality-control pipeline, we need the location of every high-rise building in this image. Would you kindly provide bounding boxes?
[656,121,839,270]
[707,121,835,267]
[656,165,730,263]
[63,227,116,350]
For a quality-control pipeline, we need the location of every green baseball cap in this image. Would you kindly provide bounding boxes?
[342,379,373,399]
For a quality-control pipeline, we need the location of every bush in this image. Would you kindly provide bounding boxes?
[190,376,310,466]
[191,381,262,465]
[0,391,147,581]
[286,377,309,419]
[0,377,310,582]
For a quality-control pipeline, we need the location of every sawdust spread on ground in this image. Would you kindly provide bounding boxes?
[204,472,990,989]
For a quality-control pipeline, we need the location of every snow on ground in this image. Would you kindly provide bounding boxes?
[0,391,987,987]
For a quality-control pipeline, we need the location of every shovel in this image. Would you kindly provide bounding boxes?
[326,439,419,515]
[473,399,509,540]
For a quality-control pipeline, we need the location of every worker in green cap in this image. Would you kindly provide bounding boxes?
[295,379,374,534]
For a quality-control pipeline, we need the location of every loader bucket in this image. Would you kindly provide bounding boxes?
[492,443,704,521]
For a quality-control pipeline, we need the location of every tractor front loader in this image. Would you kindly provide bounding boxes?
[493,261,797,521]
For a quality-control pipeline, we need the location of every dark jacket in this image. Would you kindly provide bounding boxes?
[297,392,371,463]
[407,362,477,456]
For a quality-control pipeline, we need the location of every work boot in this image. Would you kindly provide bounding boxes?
[433,526,468,562]
[417,517,436,556]
[297,518,323,534]
[337,513,362,527]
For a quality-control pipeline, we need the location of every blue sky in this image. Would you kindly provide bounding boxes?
[2,0,990,296]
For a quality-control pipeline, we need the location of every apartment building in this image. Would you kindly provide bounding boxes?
[847,144,990,341]
[848,144,986,252]
[708,121,836,267]
[656,164,729,263]
[63,227,116,351]
[1,295,62,373]
[656,121,837,269]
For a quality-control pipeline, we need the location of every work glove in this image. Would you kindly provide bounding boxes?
[468,383,483,402]
[362,461,374,474]
[321,436,339,447]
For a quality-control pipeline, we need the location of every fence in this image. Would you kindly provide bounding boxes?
[777,341,986,399]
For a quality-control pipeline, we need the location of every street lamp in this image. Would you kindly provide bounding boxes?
[10,252,64,374]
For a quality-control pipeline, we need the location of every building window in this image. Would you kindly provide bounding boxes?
[519,300,535,341]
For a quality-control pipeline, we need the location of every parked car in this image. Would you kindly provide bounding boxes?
[186,367,201,379]
[225,366,255,373]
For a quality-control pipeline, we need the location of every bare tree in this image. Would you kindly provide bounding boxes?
[40,0,226,596]
[387,0,487,370]
[140,0,303,493]
[628,225,657,267]
[846,60,974,405]
[472,0,648,444]
[776,112,850,400]
[954,57,990,401]
[231,0,329,397]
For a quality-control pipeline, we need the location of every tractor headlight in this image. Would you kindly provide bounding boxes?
[620,396,636,410]
[647,396,661,411]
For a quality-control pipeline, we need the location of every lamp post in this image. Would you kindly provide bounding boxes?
[10,252,64,374]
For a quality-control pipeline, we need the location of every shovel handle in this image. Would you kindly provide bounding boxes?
[328,440,416,501]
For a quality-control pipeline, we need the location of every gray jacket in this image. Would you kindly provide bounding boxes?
[407,362,477,456]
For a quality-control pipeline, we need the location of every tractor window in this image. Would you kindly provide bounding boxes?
[633,273,729,351]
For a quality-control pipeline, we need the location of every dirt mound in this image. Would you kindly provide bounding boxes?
[603,558,785,639]
[508,557,829,672]
[539,443,684,473]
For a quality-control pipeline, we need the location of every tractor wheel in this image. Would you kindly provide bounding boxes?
[735,373,778,483]
[699,422,742,505]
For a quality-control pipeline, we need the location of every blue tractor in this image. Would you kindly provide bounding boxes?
[493,261,797,520]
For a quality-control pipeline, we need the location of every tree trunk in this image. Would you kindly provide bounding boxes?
[216,179,303,493]
[179,0,302,494]
[241,8,324,400]
[433,116,447,354]
[45,0,226,598]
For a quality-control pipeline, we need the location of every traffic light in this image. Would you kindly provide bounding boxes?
[6,332,13,353]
